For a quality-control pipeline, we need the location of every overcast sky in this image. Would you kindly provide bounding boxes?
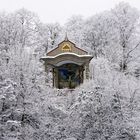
[0,0,140,25]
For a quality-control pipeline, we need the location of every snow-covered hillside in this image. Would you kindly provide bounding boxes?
[0,2,140,140]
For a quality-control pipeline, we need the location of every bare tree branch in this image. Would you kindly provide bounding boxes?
[126,54,140,64]
[127,41,140,57]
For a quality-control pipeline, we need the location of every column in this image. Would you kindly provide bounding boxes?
[84,63,90,80]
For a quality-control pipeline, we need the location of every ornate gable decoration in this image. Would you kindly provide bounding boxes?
[62,43,71,52]
[47,38,88,56]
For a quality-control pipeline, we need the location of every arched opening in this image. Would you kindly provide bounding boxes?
[58,63,83,89]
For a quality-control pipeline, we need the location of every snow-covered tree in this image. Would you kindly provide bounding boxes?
[0,2,140,140]
[65,16,84,47]
[82,12,116,57]
[112,2,140,72]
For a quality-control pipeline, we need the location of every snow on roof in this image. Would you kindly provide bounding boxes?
[41,52,93,59]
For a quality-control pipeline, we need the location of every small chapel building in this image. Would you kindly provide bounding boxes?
[41,36,93,89]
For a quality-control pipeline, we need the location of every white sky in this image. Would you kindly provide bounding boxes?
[0,0,140,25]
